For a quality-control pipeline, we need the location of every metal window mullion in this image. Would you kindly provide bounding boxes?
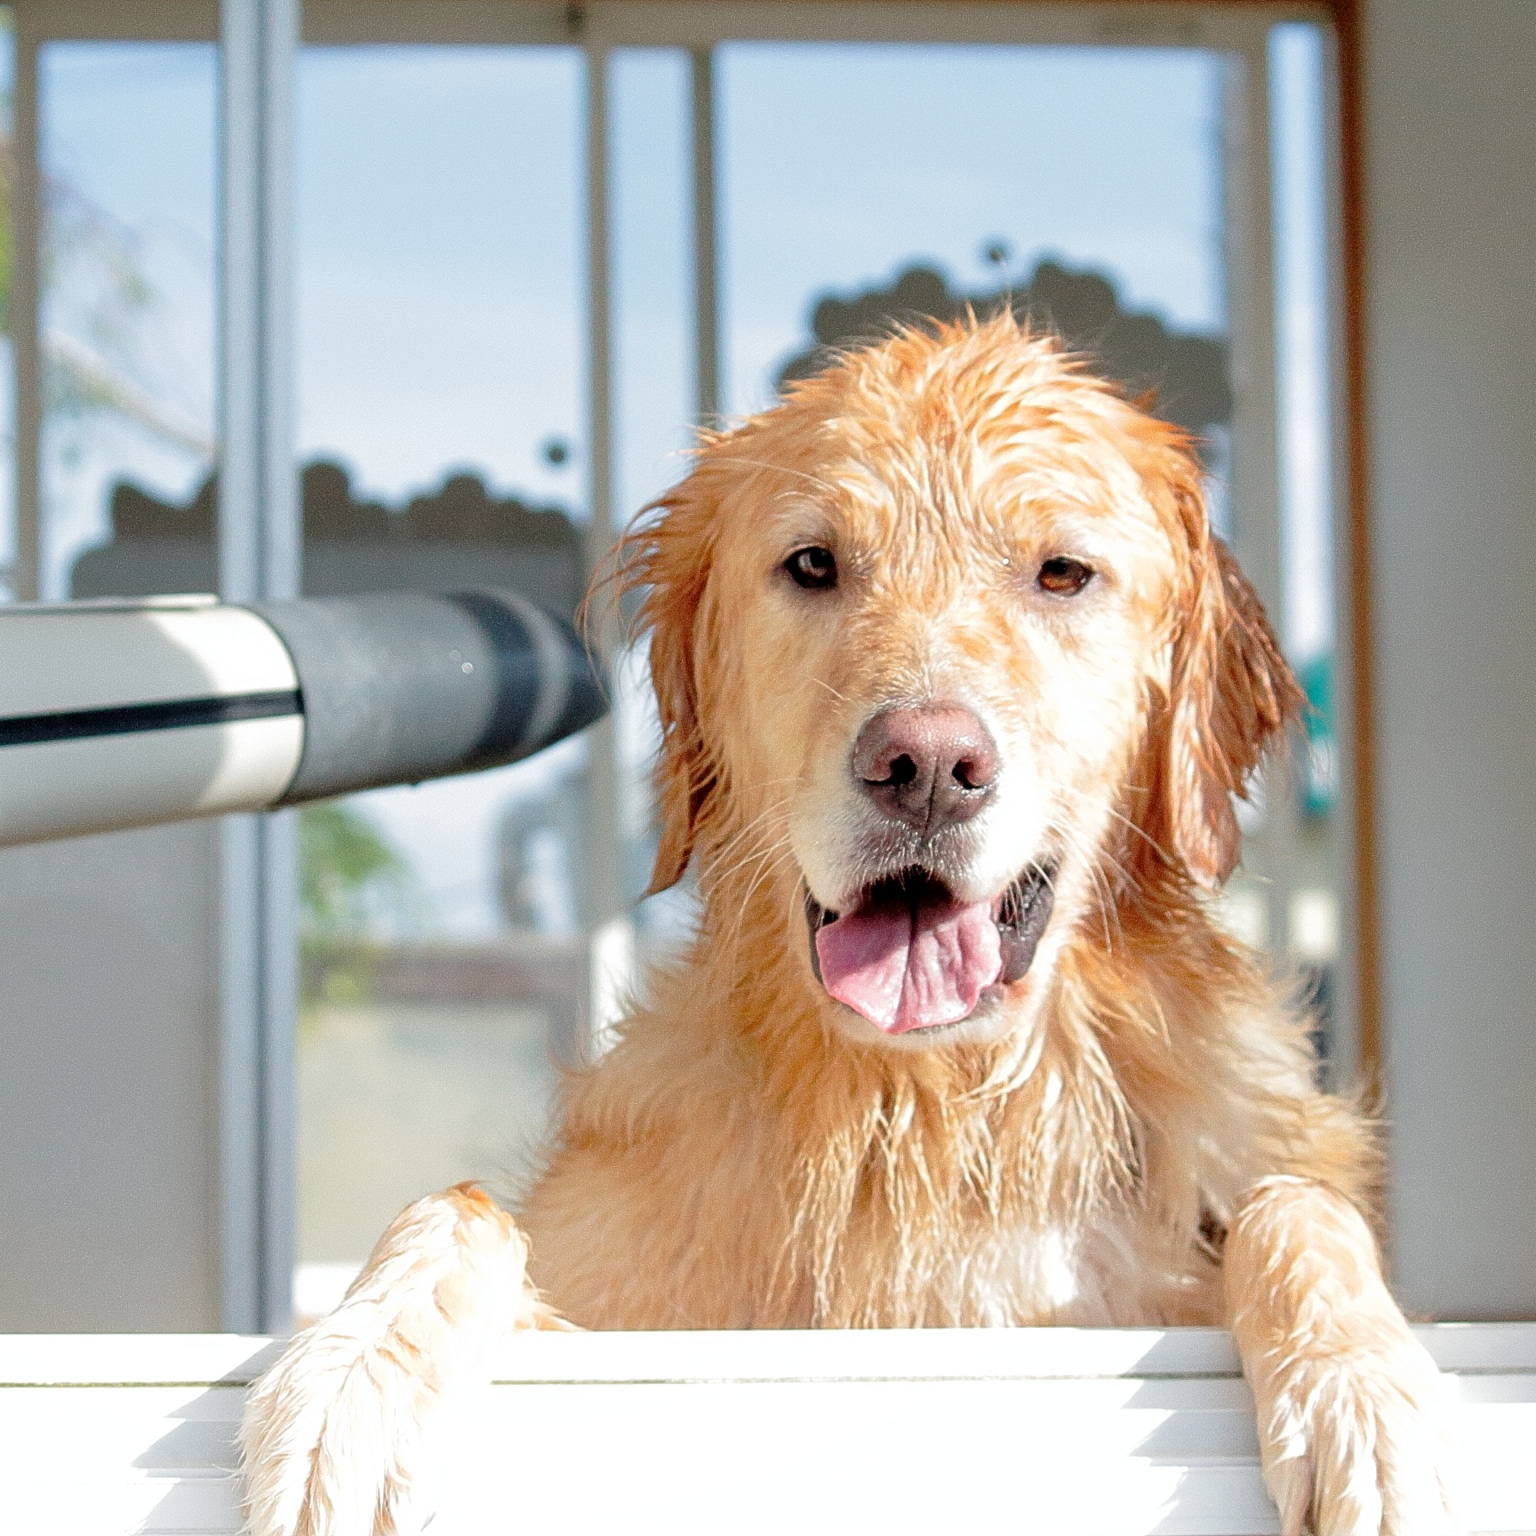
[10,16,42,604]
[584,40,614,574]
[1320,22,1362,1089]
[221,0,299,606]
[582,39,633,1056]
[1223,32,1297,971]
[218,0,300,1335]
[1224,36,1284,650]
[690,46,719,424]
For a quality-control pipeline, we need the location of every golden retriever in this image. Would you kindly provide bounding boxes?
[242,317,1456,1535]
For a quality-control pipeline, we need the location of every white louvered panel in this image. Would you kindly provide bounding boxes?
[428,1393,1279,1536]
[487,1322,1250,1380]
[0,1333,280,1384]
[0,1385,242,1472]
[1457,1404,1536,1531]
[428,1458,1285,1536]
[10,1472,241,1536]
[0,1327,1531,1536]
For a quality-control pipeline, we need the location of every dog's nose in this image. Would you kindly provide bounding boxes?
[852,706,998,835]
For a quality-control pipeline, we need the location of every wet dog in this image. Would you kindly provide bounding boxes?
[243,318,1456,1536]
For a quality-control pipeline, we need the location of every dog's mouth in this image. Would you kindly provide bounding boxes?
[804,864,1056,1036]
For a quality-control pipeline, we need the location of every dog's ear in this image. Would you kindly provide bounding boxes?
[616,464,722,895]
[1146,452,1304,890]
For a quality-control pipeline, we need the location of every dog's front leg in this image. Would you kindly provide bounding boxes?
[1224,1175,1460,1536]
[240,1182,556,1536]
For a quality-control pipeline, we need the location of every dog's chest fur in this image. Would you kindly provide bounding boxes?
[525,1014,1222,1332]
[771,1154,1217,1331]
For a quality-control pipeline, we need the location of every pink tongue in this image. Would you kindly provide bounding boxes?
[815,886,1002,1034]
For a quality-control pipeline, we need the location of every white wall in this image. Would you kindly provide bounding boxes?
[0,824,221,1330]
[1368,0,1536,1316]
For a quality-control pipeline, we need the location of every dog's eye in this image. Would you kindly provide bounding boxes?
[1036,556,1094,597]
[785,546,838,591]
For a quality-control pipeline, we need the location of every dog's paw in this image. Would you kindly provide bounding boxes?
[1254,1341,1461,1536]
[240,1183,534,1536]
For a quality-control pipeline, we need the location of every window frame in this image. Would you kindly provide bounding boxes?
[5,0,1363,1329]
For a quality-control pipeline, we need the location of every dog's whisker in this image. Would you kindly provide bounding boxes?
[1044,788,1143,894]
[698,796,796,880]
[702,809,796,904]
[807,676,851,704]
[1051,781,1177,868]
[718,841,801,961]
[716,834,794,896]
[703,832,794,903]
[1044,817,1124,953]
[1064,834,1125,950]
[703,453,845,498]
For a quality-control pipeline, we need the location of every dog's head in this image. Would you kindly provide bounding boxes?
[622,317,1299,1050]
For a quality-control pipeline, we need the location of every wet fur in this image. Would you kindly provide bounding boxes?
[243,319,1457,1535]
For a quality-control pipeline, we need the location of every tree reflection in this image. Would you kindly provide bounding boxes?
[777,258,1231,450]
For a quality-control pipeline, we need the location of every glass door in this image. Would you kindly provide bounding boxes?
[289,41,594,1314]
[0,0,1354,1330]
